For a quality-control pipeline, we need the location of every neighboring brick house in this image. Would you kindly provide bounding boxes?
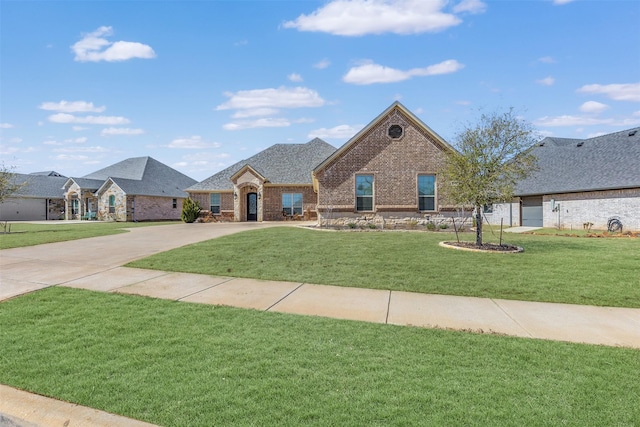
[0,171,67,221]
[186,139,336,221]
[312,102,459,224]
[486,128,640,231]
[62,157,197,221]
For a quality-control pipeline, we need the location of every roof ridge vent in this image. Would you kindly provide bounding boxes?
[629,129,638,137]
[576,141,585,147]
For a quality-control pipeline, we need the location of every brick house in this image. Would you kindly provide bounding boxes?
[187,102,462,224]
[486,128,640,231]
[62,157,197,221]
[186,139,337,221]
[312,102,459,225]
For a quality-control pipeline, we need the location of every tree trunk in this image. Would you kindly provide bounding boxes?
[475,205,483,246]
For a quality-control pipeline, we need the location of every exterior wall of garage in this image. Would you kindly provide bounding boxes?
[489,188,640,231]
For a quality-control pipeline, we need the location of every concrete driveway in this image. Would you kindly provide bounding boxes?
[1,221,639,427]
[0,222,284,301]
[1,221,639,349]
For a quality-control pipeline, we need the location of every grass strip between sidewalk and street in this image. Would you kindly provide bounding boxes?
[127,226,640,308]
[1,287,638,427]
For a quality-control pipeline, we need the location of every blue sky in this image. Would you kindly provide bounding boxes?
[1,0,639,181]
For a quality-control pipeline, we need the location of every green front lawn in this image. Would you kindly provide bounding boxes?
[127,227,640,308]
[0,221,177,249]
[1,287,638,427]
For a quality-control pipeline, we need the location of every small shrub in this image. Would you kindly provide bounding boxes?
[426,222,436,231]
[181,198,201,223]
[347,223,357,229]
[368,223,377,229]
[439,223,449,230]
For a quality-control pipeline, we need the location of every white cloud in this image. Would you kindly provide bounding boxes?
[0,123,14,129]
[553,0,576,4]
[314,59,331,69]
[53,146,109,153]
[72,26,156,62]
[0,145,19,156]
[223,118,291,131]
[64,137,88,144]
[168,136,221,149]
[535,115,640,127]
[453,0,487,14]
[231,108,280,119]
[343,59,464,85]
[288,73,303,82]
[43,140,62,146]
[48,113,130,125]
[538,56,556,64]
[39,100,106,113]
[579,101,609,114]
[536,76,555,86]
[217,86,325,110]
[283,0,464,36]
[309,124,362,139]
[101,127,144,136]
[577,83,640,102]
[55,154,90,161]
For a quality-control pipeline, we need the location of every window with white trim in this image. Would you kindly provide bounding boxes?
[210,193,221,214]
[418,175,436,211]
[108,195,116,213]
[356,175,374,211]
[282,193,303,216]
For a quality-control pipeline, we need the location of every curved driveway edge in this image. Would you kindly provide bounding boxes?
[0,222,288,301]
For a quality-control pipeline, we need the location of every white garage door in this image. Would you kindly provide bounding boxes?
[0,198,47,221]
[521,196,543,227]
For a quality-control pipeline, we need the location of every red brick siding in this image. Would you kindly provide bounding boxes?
[262,186,317,221]
[316,109,449,216]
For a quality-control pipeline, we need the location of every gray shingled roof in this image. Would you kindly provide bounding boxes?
[187,138,336,191]
[66,178,104,192]
[8,173,68,199]
[30,171,66,177]
[78,156,197,197]
[516,127,640,196]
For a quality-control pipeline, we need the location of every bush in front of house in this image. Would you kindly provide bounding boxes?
[181,198,201,223]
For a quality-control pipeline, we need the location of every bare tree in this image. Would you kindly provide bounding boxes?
[439,108,538,246]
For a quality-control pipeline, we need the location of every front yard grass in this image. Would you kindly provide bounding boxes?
[127,227,640,308]
[1,287,638,427]
[0,221,176,249]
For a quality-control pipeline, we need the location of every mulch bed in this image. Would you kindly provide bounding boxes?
[442,241,522,252]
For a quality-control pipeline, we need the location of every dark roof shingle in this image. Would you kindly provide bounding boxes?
[80,157,197,197]
[516,127,640,196]
[8,174,68,198]
[187,138,336,191]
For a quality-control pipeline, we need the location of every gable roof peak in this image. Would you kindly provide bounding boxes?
[313,102,455,174]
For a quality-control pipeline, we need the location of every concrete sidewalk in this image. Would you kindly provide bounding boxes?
[56,266,640,348]
[1,221,639,426]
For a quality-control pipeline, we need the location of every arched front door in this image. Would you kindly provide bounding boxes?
[247,192,258,221]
